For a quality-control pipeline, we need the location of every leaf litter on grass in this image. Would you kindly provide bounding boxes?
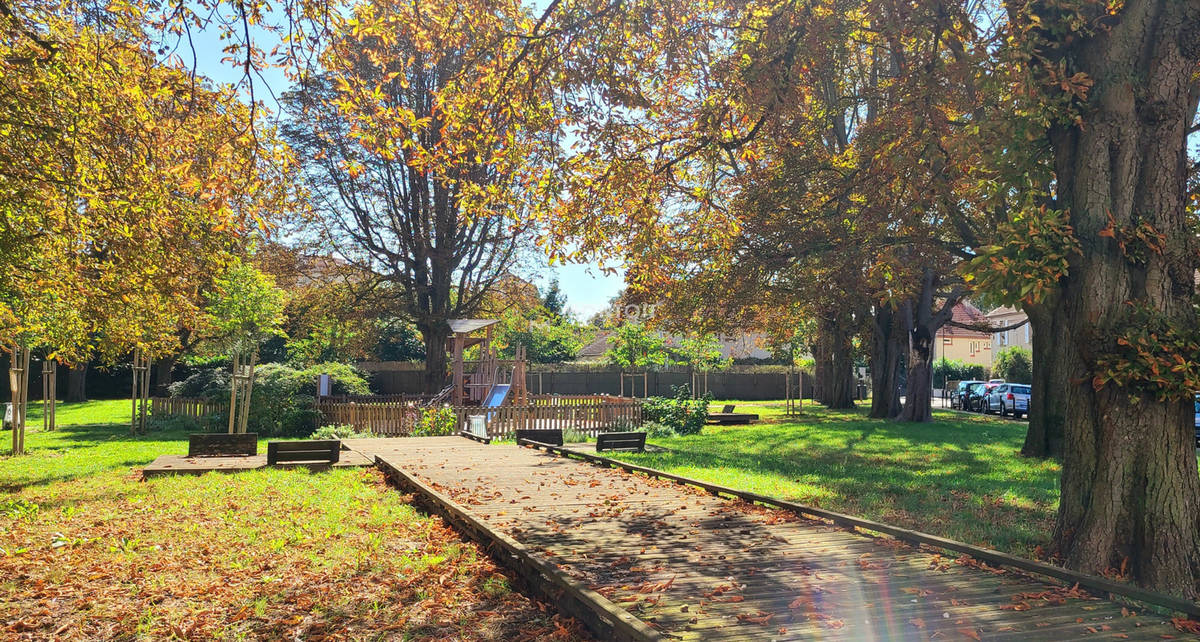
[0,467,588,641]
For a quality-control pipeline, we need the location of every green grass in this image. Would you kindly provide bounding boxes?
[619,401,1062,558]
[0,400,582,640]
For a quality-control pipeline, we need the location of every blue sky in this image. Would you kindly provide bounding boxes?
[185,19,625,321]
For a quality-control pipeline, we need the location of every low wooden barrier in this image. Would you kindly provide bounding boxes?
[374,456,659,641]
[316,400,422,436]
[150,397,228,420]
[523,442,1200,621]
[316,395,642,439]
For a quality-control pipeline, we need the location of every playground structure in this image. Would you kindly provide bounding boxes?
[441,318,528,409]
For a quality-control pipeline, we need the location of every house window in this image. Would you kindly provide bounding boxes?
[943,337,952,344]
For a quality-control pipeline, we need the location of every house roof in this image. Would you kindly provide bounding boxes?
[941,302,992,338]
[448,319,500,334]
[985,305,1027,320]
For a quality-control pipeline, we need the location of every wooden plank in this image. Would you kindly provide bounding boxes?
[527,442,1200,620]
[373,456,661,642]
[187,432,257,457]
[595,431,646,452]
[267,440,340,465]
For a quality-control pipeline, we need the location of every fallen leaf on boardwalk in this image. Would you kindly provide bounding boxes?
[957,628,981,640]
[910,618,926,629]
[736,611,774,625]
[1172,618,1200,634]
[787,597,806,609]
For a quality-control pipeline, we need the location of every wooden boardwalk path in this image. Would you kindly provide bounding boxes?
[345,437,1188,640]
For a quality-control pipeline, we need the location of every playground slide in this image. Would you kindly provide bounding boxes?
[483,384,511,408]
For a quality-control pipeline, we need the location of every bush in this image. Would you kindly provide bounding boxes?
[146,414,209,433]
[932,359,988,389]
[311,424,376,440]
[641,421,677,439]
[167,362,370,437]
[412,406,457,437]
[642,385,711,436]
[294,362,371,396]
[992,347,1033,384]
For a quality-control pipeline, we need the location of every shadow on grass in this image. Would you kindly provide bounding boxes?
[622,407,1060,554]
[0,421,194,492]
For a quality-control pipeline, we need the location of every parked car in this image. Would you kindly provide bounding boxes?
[951,380,985,410]
[987,383,1030,419]
[988,379,1006,384]
[966,382,997,413]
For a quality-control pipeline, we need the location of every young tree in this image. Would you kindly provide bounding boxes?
[992,347,1032,385]
[605,324,671,372]
[0,13,292,386]
[281,0,559,393]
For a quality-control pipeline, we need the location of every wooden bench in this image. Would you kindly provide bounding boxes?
[188,433,257,457]
[596,431,647,452]
[267,440,340,466]
[708,404,759,425]
[515,429,564,447]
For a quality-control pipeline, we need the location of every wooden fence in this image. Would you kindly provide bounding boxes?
[315,394,642,439]
[150,397,228,420]
[315,400,422,435]
[154,394,642,440]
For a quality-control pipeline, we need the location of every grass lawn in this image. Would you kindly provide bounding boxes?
[0,400,583,640]
[620,401,1062,560]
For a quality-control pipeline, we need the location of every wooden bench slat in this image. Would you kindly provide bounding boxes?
[188,433,257,457]
[515,429,564,447]
[596,431,646,452]
[267,440,340,465]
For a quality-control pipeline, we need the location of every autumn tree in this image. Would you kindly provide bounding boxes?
[0,10,292,375]
[281,0,560,393]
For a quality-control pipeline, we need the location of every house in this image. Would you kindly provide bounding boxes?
[933,302,992,367]
[986,306,1031,359]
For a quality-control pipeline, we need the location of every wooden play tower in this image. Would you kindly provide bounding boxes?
[441,319,527,407]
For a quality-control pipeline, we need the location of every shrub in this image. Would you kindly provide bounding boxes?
[641,385,710,436]
[166,362,370,437]
[641,421,677,439]
[412,406,457,437]
[932,359,988,389]
[992,347,1033,384]
[311,424,376,440]
[294,362,371,396]
[146,414,208,433]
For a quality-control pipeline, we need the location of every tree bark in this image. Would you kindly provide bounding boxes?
[814,312,855,409]
[1020,301,1065,458]
[869,303,903,419]
[1041,0,1200,596]
[65,364,87,402]
[419,322,452,395]
[899,272,960,423]
[154,355,177,397]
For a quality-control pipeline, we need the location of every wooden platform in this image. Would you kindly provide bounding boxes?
[143,446,372,478]
[344,437,1187,640]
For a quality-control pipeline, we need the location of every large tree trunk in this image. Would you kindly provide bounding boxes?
[1042,1,1200,596]
[899,272,959,423]
[154,355,177,397]
[65,364,87,402]
[814,312,855,409]
[419,322,452,395]
[1020,301,1065,458]
[869,303,903,419]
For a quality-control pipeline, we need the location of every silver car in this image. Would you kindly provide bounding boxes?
[986,383,1030,419]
